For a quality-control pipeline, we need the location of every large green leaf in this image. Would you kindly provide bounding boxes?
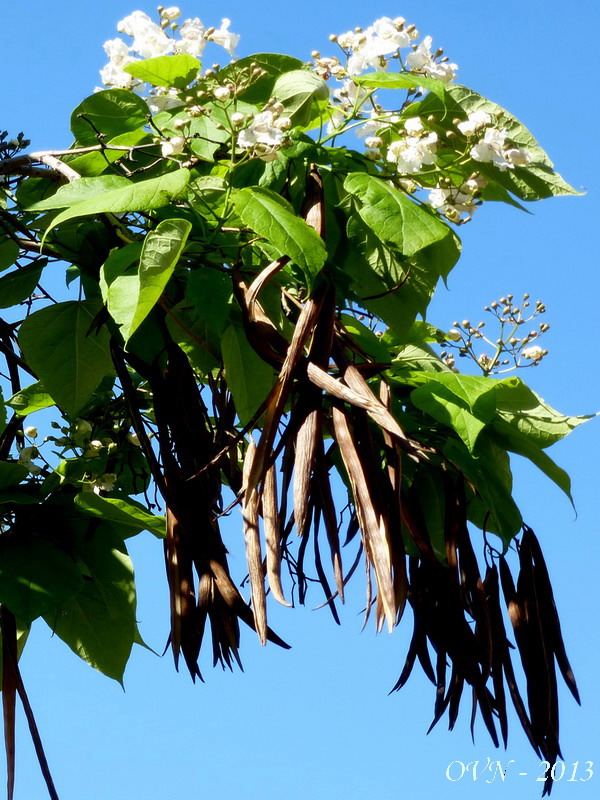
[493,376,592,448]
[223,53,305,105]
[344,172,450,256]
[74,492,166,538]
[0,262,44,308]
[43,525,137,683]
[272,70,329,127]
[0,536,83,623]
[70,89,150,146]
[410,372,496,451]
[221,322,275,426]
[354,71,446,98]
[27,176,131,211]
[342,215,452,336]
[7,381,55,417]
[233,187,327,283]
[18,300,114,418]
[123,54,200,88]
[45,169,191,235]
[104,219,191,342]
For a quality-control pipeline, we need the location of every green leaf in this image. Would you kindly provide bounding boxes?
[0,462,28,490]
[491,418,573,503]
[492,376,592,448]
[233,187,327,284]
[74,492,166,538]
[43,525,137,683]
[0,262,44,307]
[344,172,450,256]
[0,536,83,623]
[123,54,201,88]
[339,314,390,364]
[7,381,55,417]
[26,176,131,211]
[45,169,191,236]
[18,300,115,419]
[354,72,446,98]
[272,69,329,126]
[410,373,496,451]
[221,323,275,426]
[186,115,229,161]
[66,129,152,178]
[342,215,455,337]
[0,238,19,272]
[444,436,522,542]
[223,53,305,105]
[104,219,191,342]
[70,89,150,146]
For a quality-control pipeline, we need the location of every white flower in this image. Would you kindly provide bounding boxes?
[209,18,239,56]
[369,17,412,55]
[161,136,186,157]
[18,446,41,474]
[117,11,153,37]
[118,11,174,59]
[146,88,185,115]
[470,128,514,170]
[522,345,544,361]
[428,187,452,209]
[364,136,383,149]
[456,110,492,137]
[406,36,433,71]
[406,35,457,83]
[176,17,206,57]
[24,426,38,439]
[93,473,117,494]
[387,131,438,173]
[231,111,245,126]
[505,147,531,167]
[103,38,131,66]
[100,60,139,89]
[425,60,458,83]
[161,6,181,20]
[404,116,423,135]
[337,30,362,50]
[238,111,285,150]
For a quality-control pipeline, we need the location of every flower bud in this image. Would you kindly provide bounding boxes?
[24,426,38,438]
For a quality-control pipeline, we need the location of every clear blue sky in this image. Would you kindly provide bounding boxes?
[2,1,599,798]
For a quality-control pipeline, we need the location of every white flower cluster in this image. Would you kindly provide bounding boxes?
[405,35,457,83]
[383,117,438,173]
[237,102,291,162]
[457,111,530,171]
[330,17,456,84]
[100,8,240,90]
[427,174,487,224]
[336,17,418,75]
